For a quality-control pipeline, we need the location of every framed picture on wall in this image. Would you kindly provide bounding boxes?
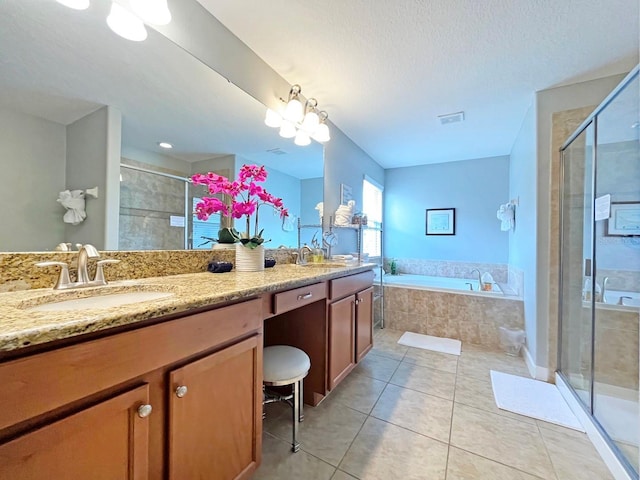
[607,202,640,236]
[426,208,455,235]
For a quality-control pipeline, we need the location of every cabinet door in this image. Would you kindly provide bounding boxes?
[0,384,150,480]
[168,335,262,480]
[355,287,374,362]
[328,294,356,390]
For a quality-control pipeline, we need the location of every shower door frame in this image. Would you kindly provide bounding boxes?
[557,65,639,480]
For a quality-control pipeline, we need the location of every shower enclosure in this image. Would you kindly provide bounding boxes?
[119,163,219,250]
[559,66,639,478]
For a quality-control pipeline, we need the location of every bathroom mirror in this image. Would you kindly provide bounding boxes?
[0,0,324,252]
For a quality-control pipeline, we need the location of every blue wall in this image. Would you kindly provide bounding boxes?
[385,155,510,263]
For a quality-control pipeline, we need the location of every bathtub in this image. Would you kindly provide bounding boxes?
[381,273,504,295]
[381,273,524,349]
[603,290,640,307]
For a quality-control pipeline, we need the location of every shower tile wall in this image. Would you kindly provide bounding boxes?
[383,288,524,349]
[119,158,188,250]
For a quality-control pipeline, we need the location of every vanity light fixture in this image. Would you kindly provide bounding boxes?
[264,84,331,145]
[56,0,90,10]
[58,0,172,42]
[158,142,173,149]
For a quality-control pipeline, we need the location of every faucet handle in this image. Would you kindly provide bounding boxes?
[94,259,121,285]
[35,261,71,289]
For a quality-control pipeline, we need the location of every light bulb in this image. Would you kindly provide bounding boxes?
[283,98,303,123]
[107,3,147,41]
[56,0,90,10]
[279,120,297,139]
[264,109,282,128]
[311,123,330,143]
[300,111,320,134]
[294,130,311,146]
[129,0,172,26]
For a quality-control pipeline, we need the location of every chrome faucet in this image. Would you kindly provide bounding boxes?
[601,277,609,303]
[77,244,100,284]
[470,269,482,288]
[298,245,313,264]
[36,244,120,290]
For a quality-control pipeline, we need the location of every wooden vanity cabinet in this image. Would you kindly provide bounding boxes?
[327,270,375,391]
[0,384,150,480]
[0,298,263,480]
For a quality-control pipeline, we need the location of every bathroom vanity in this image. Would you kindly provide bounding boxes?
[0,264,374,479]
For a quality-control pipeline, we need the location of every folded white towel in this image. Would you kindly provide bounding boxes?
[58,190,86,225]
[497,203,515,231]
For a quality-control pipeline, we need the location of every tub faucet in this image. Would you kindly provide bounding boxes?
[470,269,482,288]
[601,277,609,303]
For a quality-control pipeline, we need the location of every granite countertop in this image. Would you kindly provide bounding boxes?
[0,263,375,353]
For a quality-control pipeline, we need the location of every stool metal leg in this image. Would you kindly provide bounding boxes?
[292,380,300,452]
[298,378,304,422]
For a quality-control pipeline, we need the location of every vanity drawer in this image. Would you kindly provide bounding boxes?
[273,282,326,315]
[329,270,375,300]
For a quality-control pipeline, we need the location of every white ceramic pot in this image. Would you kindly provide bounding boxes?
[235,243,265,272]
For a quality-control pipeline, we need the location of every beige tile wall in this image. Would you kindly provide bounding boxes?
[383,286,524,349]
[384,258,508,283]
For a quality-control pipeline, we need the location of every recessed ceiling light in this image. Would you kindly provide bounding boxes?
[438,111,465,125]
[57,0,90,10]
[631,121,639,129]
[158,142,173,149]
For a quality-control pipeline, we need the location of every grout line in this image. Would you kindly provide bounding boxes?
[535,421,561,480]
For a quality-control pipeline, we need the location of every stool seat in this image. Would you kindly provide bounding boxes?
[263,345,311,386]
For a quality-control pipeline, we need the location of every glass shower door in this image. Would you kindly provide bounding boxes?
[592,72,640,471]
[559,122,595,409]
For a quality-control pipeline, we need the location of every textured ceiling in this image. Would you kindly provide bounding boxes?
[200,0,639,168]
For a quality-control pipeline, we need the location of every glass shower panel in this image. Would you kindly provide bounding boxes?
[593,73,640,471]
[119,167,187,250]
[560,122,595,409]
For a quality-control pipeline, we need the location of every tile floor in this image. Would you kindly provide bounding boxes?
[254,328,614,480]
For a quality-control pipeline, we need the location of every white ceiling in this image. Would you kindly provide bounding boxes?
[200,0,639,168]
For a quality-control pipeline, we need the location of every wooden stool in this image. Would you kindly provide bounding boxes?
[263,345,311,452]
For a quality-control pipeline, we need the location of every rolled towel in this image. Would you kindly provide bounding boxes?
[57,190,86,225]
[497,203,515,231]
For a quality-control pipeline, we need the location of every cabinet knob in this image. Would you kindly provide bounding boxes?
[175,385,188,398]
[137,404,153,418]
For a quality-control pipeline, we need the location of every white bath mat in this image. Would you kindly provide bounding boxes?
[397,332,461,356]
[491,370,585,431]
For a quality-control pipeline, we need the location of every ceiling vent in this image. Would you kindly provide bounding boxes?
[438,111,465,125]
[267,148,287,155]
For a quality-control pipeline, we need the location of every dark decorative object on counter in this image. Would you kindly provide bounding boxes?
[207,261,233,273]
[264,257,276,268]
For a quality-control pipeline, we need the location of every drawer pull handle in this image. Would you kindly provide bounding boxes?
[297,292,313,300]
[175,385,188,398]
[137,404,153,418]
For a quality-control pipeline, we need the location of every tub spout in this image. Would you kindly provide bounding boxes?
[470,269,482,289]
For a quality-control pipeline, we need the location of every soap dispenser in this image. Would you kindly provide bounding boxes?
[582,278,592,301]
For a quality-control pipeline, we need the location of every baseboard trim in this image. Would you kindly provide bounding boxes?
[522,345,549,380]
[556,373,634,480]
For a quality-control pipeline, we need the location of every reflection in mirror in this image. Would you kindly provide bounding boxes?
[0,0,324,252]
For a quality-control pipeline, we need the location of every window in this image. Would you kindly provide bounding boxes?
[362,176,383,259]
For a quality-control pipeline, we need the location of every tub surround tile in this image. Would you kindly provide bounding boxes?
[371,384,453,443]
[450,403,556,479]
[446,446,542,480]
[387,258,508,283]
[339,417,449,480]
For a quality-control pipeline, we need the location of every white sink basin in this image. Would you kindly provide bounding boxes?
[27,291,175,312]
